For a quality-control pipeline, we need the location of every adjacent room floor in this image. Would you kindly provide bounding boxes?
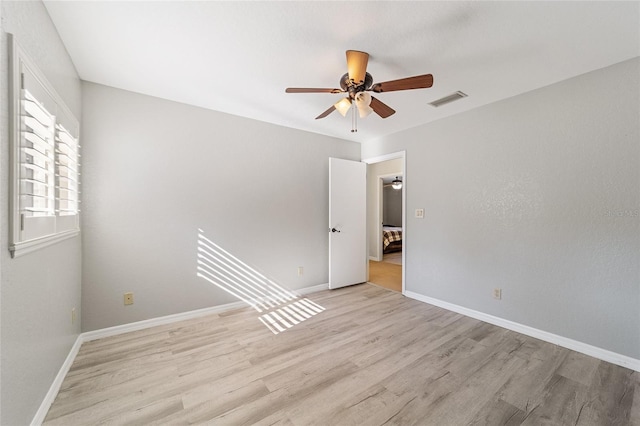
[368,251,402,292]
[44,284,639,425]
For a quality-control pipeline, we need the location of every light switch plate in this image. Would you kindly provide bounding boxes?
[415,209,425,219]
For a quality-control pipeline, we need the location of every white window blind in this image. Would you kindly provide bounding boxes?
[21,89,56,217]
[55,112,81,233]
[9,35,81,257]
[56,123,80,215]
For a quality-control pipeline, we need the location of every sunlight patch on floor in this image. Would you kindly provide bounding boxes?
[196,229,325,334]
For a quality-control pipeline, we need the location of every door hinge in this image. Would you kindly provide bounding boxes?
[20,73,25,90]
[20,213,25,231]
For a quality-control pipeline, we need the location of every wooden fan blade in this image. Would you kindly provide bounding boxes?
[370,97,396,118]
[371,74,434,93]
[346,50,369,85]
[315,105,336,119]
[286,88,343,94]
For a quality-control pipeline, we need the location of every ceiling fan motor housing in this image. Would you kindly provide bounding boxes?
[340,72,373,99]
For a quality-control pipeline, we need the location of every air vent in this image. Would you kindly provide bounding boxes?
[428,91,468,108]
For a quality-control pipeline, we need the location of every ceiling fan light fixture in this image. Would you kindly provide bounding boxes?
[358,105,373,118]
[334,97,352,117]
[354,92,373,118]
[391,177,403,190]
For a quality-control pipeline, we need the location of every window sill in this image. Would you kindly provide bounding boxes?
[10,230,80,258]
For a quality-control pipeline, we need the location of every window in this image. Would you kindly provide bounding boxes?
[9,35,80,258]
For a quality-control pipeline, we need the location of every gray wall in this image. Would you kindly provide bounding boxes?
[383,186,402,227]
[0,1,83,424]
[81,82,359,331]
[362,58,640,360]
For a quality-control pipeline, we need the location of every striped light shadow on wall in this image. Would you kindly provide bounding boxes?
[197,229,325,334]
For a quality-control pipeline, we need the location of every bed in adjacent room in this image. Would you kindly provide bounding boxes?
[382,225,403,253]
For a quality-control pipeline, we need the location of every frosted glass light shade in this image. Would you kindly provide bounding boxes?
[391,177,402,190]
[334,97,352,117]
[354,92,373,118]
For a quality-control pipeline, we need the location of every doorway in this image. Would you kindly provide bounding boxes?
[363,152,405,293]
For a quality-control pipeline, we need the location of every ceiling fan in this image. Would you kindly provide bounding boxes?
[384,177,403,190]
[286,50,434,122]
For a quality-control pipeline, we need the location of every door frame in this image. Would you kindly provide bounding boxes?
[374,172,403,261]
[362,151,406,294]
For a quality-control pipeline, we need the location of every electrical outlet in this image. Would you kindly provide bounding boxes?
[124,292,134,305]
[71,308,76,324]
[298,266,304,276]
[493,288,502,300]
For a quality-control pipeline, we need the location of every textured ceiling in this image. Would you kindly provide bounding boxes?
[44,1,640,143]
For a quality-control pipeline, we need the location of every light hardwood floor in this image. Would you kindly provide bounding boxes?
[382,251,402,265]
[45,284,639,425]
[368,260,402,292]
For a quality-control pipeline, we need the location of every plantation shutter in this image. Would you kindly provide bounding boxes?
[20,70,57,241]
[55,108,80,232]
[9,36,81,257]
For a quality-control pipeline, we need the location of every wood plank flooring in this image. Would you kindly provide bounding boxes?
[368,260,402,292]
[382,252,402,265]
[44,284,639,425]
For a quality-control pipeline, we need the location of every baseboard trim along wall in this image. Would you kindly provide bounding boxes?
[31,283,330,425]
[30,337,84,426]
[81,300,247,342]
[405,290,640,373]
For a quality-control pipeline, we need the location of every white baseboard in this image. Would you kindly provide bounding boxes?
[82,300,248,342]
[32,283,329,425]
[405,290,640,372]
[30,336,83,426]
[297,283,329,295]
[82,283,329,343]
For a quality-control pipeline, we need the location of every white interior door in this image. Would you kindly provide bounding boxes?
[329,157,367,289]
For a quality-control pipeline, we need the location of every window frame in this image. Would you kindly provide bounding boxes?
[9,35,80,258]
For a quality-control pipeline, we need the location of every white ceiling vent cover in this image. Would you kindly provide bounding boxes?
[429,91,468,107]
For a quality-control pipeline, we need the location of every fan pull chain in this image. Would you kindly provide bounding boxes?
[351,105,358,132]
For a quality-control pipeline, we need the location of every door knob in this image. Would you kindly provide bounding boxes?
[331,227,341,233]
